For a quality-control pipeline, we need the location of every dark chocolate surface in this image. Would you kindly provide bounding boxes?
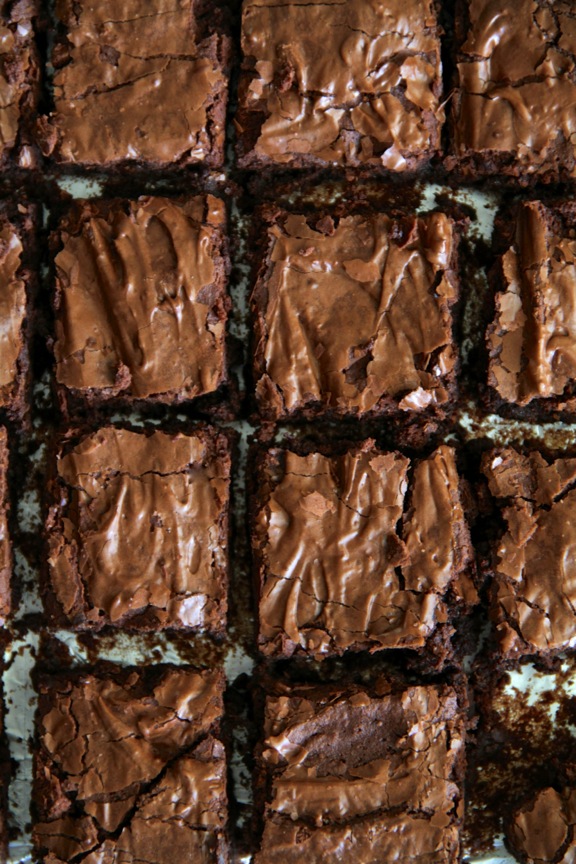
[0,0,39,168]
[46,427,231,633]
[253,442,476,658]
[237,0,444,170]
[251,209,459,420]
[53,195,230,405]
[33,666,228,864]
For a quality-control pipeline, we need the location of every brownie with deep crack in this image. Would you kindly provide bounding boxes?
[51,195,232,417]
[486,200,576,418]
[452,0,576,180]
[45,426,231,633]
[251,440,477,663]
[38,0,231,170]
[482,446,576,660]
[253,677,466,864]
[33,664,229,864]
[235,0,444,171]
[250,207,462,422]
[0,0,40,170]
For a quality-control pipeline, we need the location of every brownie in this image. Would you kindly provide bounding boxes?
[236,0,444,171]
[506,787,576,863]
[0,0,40,170]
[51,195,231,414]
[33,664,229,864]
[0,428,10,625]
[452,0,576,180]
[39,0,231,170]
[252,441,477,661]
[250,208,461,421]
[0,203,35,422]
[45,426,231,633]
[482,447,576,660]
[253,678,466,864]
[487,200,576,417]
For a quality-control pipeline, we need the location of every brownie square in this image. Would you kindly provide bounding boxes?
[487,200,576,417]
[0,428,10,625]
[51,195,231,414]
[33,665,229,864]
[452,0,576,180]
[252,441,477,661]
[482,446,576,659]
[0,203,35,422]
[250,208,461,421]
[506,787,576,863]
[236,0,444,171]
[0,0,40,170]
[45,426,231,633]
[39,0,231,169]
[254,679,466,864]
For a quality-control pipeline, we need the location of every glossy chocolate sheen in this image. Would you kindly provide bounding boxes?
[238,0,443,169]
[488,201,576,408]
[53,196,229,403]
[254,442,476,658]
[255,682,465,864]
[455,0,576,175]
[507,787,576,863]
[0,0,38,166]
[483,448,576,657]
[0,428,9,624]
[46,427,230,632]
[42,0,229,167]
[34,667,228,864]
[252,211,458,419]
[0,217,25,409]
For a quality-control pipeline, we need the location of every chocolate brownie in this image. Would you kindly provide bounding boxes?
[0,202,35,423]
[254,678,466,864]
[236,0,444,171]
[487,200,576,417]
[250,208,461,421]
[452,0,576,180]
[482,447,576,660]
[506,787,576,863]
[252,441,477,661]
[0,428,10,626]
[39,0,231,170]
[33,664,229,864]
[51,195,231,414]
[0,0,40,170]
[45,426,231,633]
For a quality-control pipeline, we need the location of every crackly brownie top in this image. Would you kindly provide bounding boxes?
[255,683,464,864]
[48,427,230,631]
[34,667,227,864]
[0,217,25,408]
[252,211,458,417]
[45,0,228,165]
[0,0,37,161]
[240,0,443,169]
[455,0,576,172]
[483,447,576,656]
[507,787,576,863]
[53,196,228,401]
[254,443,476,657]
[488,201,576,407]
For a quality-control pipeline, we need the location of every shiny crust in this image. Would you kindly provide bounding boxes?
[507,787,576,863]
[40,0,231,168]
[33,665,228,864]
[45,426,231,633]
[252,441,477,659]
[236,0,444,170]
[251,209,460,421]
[254,681,465,864]
[483,447,576,658]
[52,195,230,406]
